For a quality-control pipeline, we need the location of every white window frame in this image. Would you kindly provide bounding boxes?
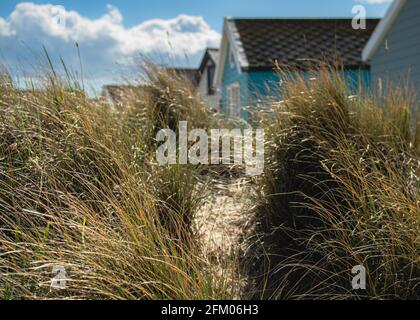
[227,83,241,117]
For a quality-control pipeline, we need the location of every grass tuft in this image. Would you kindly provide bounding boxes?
[0,64,232,300]
[245,66,420,300]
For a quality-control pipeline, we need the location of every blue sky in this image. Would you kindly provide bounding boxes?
[0,1,392,31]
[0,0,393,92]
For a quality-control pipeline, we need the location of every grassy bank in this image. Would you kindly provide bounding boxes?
[0,66,232,299]
[246,67,420,300]
[1,61,419,300]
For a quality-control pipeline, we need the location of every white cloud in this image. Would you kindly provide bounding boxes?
[355,0,393,4]
[0,17,15,36]
[1,2,220,56]
[0,2,221,88]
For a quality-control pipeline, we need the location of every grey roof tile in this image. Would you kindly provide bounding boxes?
[230,18,380,70]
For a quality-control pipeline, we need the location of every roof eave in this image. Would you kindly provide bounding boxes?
[214,19,229,88]
[226,19,249,70]
[198,51,210,74]
[214,18,251,88]
[362,0,406,62]
[243,63,371,72]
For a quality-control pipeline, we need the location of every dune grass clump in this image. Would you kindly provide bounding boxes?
[246,67,420,300]
[144,65,212,132]
[0,66,231,300]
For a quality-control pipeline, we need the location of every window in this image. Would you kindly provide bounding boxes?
[227,83,241,117]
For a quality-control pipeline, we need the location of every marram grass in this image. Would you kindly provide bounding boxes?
[0,65,233,300]
[245,66,420,300]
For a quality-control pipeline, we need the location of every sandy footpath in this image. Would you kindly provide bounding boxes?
[195,171,257,279]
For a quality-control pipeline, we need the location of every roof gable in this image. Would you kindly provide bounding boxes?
[198,48,219,74]
[214,18,247,87]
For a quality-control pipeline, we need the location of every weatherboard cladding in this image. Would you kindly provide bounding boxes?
[369,0,420,91]
[220,43,249,118]
[230,18,380,70]
[219,18,378,118]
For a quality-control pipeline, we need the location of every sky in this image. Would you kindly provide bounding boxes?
[0,0,393,92]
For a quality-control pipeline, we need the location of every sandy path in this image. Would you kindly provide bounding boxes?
[195,172,256,293]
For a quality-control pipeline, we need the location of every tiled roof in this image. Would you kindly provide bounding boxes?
[230,18,380,70]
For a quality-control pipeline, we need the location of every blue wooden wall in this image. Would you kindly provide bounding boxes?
[220,44,372,119]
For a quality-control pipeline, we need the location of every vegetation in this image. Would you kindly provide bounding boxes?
[0,61,418,300]
[245,67,420,300]
[0,65,232,299]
